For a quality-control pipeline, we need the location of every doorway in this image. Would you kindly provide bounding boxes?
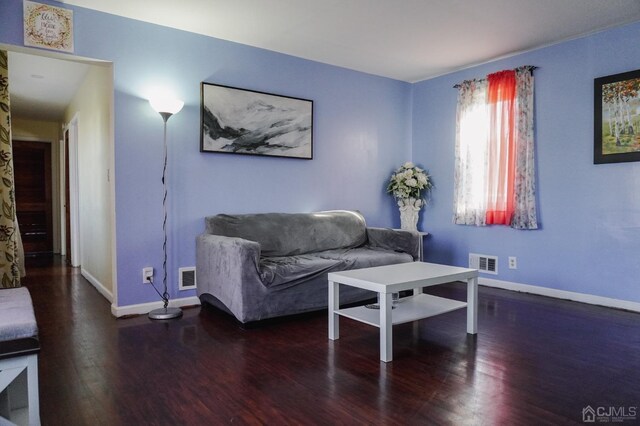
[13,140,53,257]
[64,128,70,264]
[64,116,81,268]
[8,49,116,303]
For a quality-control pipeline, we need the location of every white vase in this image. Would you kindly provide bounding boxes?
[398,198,422,231]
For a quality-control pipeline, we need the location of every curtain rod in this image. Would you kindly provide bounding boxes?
[453,65,537,89]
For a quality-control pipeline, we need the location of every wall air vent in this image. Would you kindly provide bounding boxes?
[179,267,197,290]
[469,253,498,275]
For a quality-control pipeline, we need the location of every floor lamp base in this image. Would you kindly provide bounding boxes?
[148,306,183,320]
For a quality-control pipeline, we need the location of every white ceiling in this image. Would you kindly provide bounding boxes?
[9,51,90,121]
[8,0,640,122]
[61,0,640,82]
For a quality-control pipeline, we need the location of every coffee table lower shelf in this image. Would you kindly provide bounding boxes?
[335,293,467,327]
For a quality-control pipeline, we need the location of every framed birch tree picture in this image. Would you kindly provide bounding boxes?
[594,69,640,164]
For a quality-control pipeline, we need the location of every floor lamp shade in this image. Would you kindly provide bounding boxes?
[148,95,184,320]
[149,97,184,116]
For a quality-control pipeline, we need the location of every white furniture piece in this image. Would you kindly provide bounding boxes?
[393,229,428,260]
[0,288,40,425]
[328,262,479,362]
[416,231,428,261]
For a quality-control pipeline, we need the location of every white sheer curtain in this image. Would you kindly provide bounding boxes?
[453,79,489,226]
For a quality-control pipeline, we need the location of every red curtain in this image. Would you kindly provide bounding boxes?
[485,70,516,225]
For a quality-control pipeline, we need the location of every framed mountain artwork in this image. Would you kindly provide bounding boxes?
[200,83,313,160]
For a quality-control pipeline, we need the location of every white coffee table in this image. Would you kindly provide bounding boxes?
[328,261,479,362]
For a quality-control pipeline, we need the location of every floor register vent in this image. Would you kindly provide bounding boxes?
[179,267,197,290]
[469,253,498,275]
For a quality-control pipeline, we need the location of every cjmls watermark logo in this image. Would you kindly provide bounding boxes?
[582,405,637,423]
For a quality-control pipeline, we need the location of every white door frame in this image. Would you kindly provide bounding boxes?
[59,134,65,256]
[67,115,81,267]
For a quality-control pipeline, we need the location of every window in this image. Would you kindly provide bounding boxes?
[453,67,538,230]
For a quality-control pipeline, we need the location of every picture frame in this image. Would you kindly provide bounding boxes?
[24,1,74,53]
[200,83,313,160]
[594,69,640,164]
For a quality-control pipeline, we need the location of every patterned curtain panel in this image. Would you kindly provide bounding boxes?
[0,50,22,288]
[511,68,537,229]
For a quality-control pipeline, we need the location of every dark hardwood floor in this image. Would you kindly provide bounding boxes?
[22,256,640,425]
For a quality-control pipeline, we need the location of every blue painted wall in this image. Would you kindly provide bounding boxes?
[1,0,411,306]
[3,0,639,306]
[412,22,640,303]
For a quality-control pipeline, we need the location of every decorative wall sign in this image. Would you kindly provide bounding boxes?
[594,69,640,164]
[24,1,74,53]
[201,83,313,159]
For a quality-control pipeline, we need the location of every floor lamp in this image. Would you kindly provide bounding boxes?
[148,96,184,320]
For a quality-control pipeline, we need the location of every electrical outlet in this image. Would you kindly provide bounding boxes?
[508,257,517,269]
[142,267,154,284]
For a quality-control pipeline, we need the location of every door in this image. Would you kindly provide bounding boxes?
[13,140,53,256]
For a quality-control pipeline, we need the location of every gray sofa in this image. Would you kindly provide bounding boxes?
[196,210,420,323]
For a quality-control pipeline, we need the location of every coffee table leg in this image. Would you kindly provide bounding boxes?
[380,292,393,362]
[467,276,478,334]
[329,280,339,340]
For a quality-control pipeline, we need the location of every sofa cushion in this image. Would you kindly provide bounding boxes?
[317,247,414,270]
[206,210,367,257]
[0,287,38,342]
[259,254,345,289]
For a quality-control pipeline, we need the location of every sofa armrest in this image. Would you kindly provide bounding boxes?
[196,234,264,322]
[366,227,421,261]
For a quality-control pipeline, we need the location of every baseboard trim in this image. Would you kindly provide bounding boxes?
[110,296,201,318]
[81,268,113,303]
[479,277,640,313]
[108,280,639,317]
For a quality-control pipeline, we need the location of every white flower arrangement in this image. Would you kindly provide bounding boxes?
[387,162,433,207]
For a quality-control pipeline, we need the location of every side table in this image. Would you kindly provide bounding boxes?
[394,229,429,261]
